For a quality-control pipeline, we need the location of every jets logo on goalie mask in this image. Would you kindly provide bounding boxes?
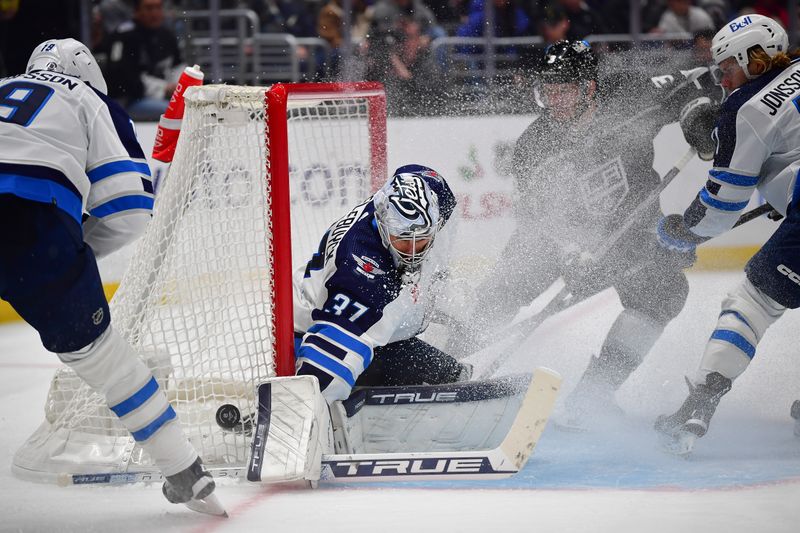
[374,166,454,271]
[387,174,433,230]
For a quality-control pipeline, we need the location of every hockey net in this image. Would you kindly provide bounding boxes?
[13,82,387,482]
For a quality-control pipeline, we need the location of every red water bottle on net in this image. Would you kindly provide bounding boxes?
[152,64,204,164]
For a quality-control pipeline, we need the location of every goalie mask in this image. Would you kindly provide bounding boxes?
[26,38,108,95]
[373,165,456,271]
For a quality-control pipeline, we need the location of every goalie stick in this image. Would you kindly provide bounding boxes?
[57,367,561,485]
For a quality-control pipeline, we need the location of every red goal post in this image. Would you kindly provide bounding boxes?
[268,82,387,377]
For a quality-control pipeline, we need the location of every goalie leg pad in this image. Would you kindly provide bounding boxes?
[247,375,333,483]
[60,326,196,476]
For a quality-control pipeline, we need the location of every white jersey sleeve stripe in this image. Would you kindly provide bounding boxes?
[699,188,749,211]
[89,195,154,218]
[709,169,759,187]
[87,160,151,182]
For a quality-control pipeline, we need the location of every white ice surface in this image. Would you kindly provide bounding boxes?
[2,271,799,532]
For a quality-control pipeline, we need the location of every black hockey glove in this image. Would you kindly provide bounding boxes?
[679,97,719,161]
[656,214,707,254]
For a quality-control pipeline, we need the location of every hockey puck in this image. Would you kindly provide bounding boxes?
[215,404,242,429]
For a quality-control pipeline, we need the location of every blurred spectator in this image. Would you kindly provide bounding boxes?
[538,3,570,45]
[691,28,715,64]
[555,0,605,40]
[517,3,567,72]
[92,0,134,51]
[741,0,790,29]
[655,0,715,34]
[372,0,445,42]
[97,0,134,34]
[423,0,469,33]
[248,0,316,36]
[101,0,184,121]
[0,0,81,77]
[370,0,446,79]
[456,0,531,40]
[366,12,441,113]
[641,0,668,32]
[318,0,373,77]
[589,0,629,34]
[248,0,319,79]
[697,0,731,29]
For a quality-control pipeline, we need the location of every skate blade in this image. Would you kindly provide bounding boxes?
[658,430,696,457]
[185,493,228,517]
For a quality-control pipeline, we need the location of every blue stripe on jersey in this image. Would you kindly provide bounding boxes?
[297,345,356,386]
[93,89,146,160]
[0,174,82,223]
[710,329,756,359]
[304,333,348,360]
[87,160,151,183]
[130,405,177,442]
[90,195,154,218]
[307,323,372,365]
[109,376,159,418]
[142,178,153,194]
[709,169,759,187]
[699,189,749,212]
[0,161,81,197]
[719,310,756,336]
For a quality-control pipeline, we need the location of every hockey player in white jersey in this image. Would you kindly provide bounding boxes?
[0,39,222,512]
[655,15,800,453]
[293,165,470,403]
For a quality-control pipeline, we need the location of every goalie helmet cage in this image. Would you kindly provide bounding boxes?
[12,82,387,483]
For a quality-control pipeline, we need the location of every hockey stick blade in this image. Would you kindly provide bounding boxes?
[61,368,561,486]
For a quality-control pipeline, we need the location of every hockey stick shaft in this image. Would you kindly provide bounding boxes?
[732,202,774,228]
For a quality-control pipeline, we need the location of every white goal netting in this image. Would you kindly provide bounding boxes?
[13,83,385,481]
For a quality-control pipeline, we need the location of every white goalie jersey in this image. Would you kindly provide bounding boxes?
[0,70,153,257]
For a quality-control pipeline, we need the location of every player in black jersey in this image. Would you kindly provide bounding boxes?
[463,40,722,427]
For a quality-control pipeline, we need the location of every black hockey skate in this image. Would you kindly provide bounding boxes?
[163,457,227,517]
[654,372,732,456]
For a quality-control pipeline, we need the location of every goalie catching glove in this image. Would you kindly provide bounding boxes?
[679,97,719,161]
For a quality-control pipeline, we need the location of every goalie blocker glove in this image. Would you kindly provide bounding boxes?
[680,97,720,161]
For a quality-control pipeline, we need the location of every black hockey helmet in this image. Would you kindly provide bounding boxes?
[538,40,599,84]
